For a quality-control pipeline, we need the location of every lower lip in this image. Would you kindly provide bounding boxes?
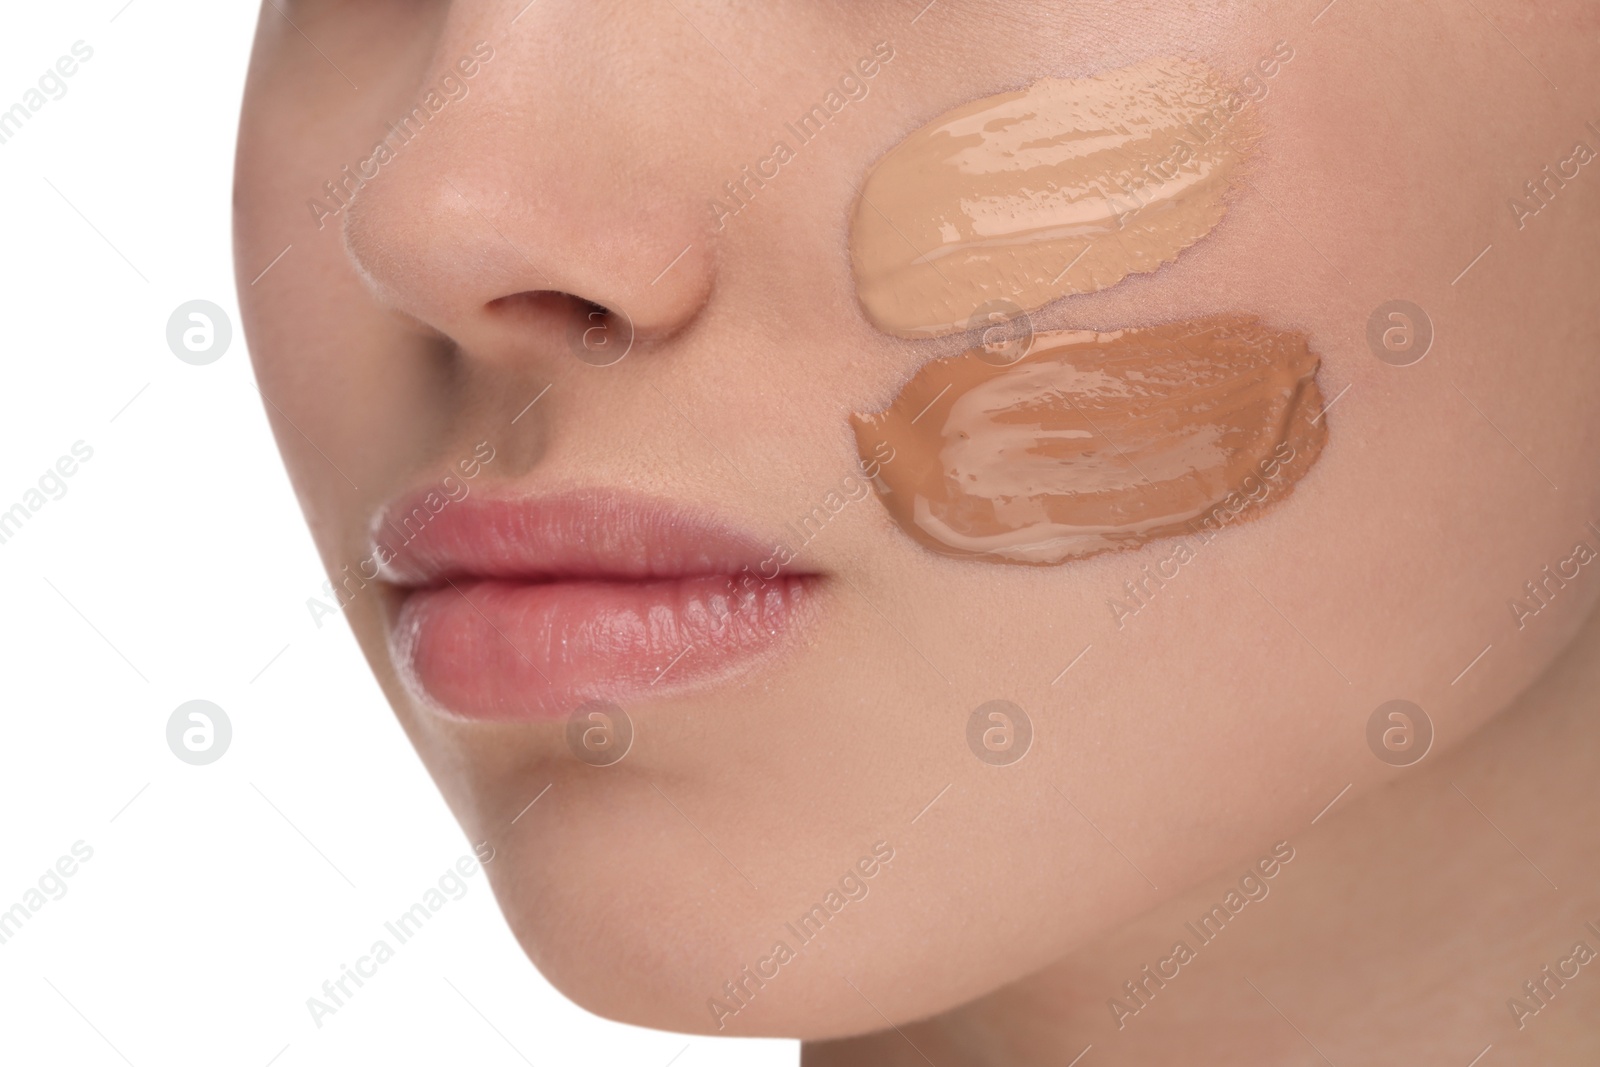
[390,573,813,721]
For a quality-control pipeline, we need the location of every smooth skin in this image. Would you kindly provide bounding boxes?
[235,2,1600,1063]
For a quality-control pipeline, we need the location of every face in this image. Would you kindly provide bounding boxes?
[235,0,1600,1039]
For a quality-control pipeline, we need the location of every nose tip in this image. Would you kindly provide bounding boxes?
[343,153,715,367]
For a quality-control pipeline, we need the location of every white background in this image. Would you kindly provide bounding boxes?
[0,4,794,1064]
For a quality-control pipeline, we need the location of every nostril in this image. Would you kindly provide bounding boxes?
[486,290,609,322]
[483,291,633,366]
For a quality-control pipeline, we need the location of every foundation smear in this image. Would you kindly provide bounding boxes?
[850,57,1259,338]
[851,316,1327,565]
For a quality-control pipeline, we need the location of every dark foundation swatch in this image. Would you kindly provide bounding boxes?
[852,315,1327,564]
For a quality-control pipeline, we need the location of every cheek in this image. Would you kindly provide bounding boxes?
[809,10,1600,1019]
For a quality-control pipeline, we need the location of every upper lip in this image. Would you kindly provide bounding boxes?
[372,487,803,587]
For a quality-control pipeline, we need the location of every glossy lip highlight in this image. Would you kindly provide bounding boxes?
[373,490,819,721]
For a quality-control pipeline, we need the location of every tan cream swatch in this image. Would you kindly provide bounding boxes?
[850,57,1259,338]
[852,316,1327,565]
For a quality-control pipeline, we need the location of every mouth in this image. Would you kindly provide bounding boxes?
[375,489,818,721]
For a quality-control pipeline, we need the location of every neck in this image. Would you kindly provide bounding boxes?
[806,602,1600,1066]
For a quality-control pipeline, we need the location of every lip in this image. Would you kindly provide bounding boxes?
[373,489,817,721]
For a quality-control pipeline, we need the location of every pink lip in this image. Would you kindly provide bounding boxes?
[374,490,816,721]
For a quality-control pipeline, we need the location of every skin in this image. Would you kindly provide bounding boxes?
[235,1,1600,1061]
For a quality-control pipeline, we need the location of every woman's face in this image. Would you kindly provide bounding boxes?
[234,0,1600,1038]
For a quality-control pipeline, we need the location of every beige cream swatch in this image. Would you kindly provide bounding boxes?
[851,57,1259,338]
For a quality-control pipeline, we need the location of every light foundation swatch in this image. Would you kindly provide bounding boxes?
[850,57,1259,338]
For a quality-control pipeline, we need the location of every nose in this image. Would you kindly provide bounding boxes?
[341,5,719,366]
